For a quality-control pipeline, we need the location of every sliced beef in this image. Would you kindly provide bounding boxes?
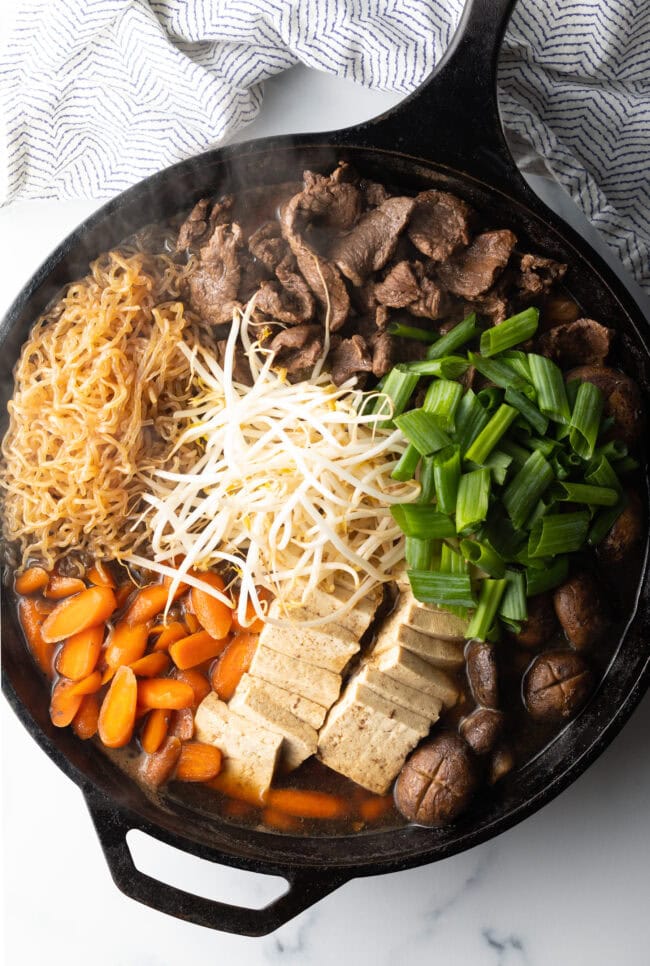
[331,335,373,385]
[248,221,287,272]
[176,196,233,251]
[362,180,390,208]
[375,261,448,320]
[436,229,516,299]
[186,222,243,324]
[330,197,416,286]
[408,190,473,262]
[469,276,511,324]
[370,329,395,376]
[269,324,324,375]
[537,318,614,368]
[216,339,252,387]
[254,256,315,326]
[300,163,362,231]
[516,253,567,301]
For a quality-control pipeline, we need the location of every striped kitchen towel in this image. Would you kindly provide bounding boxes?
[1,0,648,292]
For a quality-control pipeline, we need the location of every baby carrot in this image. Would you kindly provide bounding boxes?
[123,584,170,626]
[44,575,86,600]
[56,625,104,681]
[210,633,258,702]
[137,678,195,711]
[139,736,181,788]
[175,742,222,782]
[262,807,300,832]
[98,666,138,748]
[18,597,56,677]
[265,789,348,820]
[42,586,116,643]
[169,630,229,671]
[190,573,232,640]
[129,651,170,678]
[358,795,394,823]
[86,561,116,588]
[141,708,171,754]
[14,566,49,595]
[104,620,149,668]
[232,593,267,633]
[168,707,194,741]
[183,611,201,634]
[151,621,186,651]
[115,582,136,609]
[50,671,103,728]
[174,669,211,709]
[72,693,101,740]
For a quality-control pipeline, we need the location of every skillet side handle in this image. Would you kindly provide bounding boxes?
[83,790,348,937]
[335,0,520,190]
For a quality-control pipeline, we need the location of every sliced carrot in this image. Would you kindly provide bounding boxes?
[141,708,171,754]
[41,586,116,643]
[262,807,300,831]
[184,611,200,634]
[44,575,86,600]
[151,621,186,651]
[266,789,348,820]
[137,677,195,710]
[50,671,103,728]
[87,561,116,588]
[174,669,211,709]
[98,665,138,748]
[14,566,49,596]
[101,665,116,686]
[18,597,56,677]
[175,742,222,782]
[190,573,232,640]
[104,620,149,668]
[232,594,267,633]
[115,582,136,609]
[123,584,170,626]
[358,795,394,823]
[210,633,259,702]
[169,706,194,740]
[169,629,228,671]
[139,736,181,788]
[129,651,171,678]
[72,693,101,740]
[206,772,268,807]
[55,625,104,681]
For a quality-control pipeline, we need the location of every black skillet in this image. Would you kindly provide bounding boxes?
[2,0,649,938]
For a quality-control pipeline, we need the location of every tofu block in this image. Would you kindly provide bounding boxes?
[259,613,359,673]
[358,664,442,722]
[405,603,468,641]
[374,645,459,709]
[318,680,429,794]
[194,693,281,802]
[233,673,327,729]
[250,644,342,707]
[374,623,465,670]
[230,676,318,770]
[272,582,378,640]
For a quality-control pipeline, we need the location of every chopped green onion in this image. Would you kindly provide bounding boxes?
[394,409,451,456]
[397,356,469,379]
[426,313,479,359]
[483,506,527,558]
[588,498,627,546]
[522,435,560,458]
[528,354,571,424]
[569,381,604,459]
[468,352,529,391]
[528,511,590,557]
[477,387,503,412]
[466,579,508,640]
[460,538,506,577]
[440,542,467,574]
[390,505,456,539]
[479,307,539,357]
[464,404,517,464]
[500,570,528,621]
[525,496,554,531]
[501,350,533,383]
[525,555,569,596]
[585,454,621,492]
[456,468,491,535]
[481,449,512,486]
[387,321,439,343]
[422,379,464,431]
[595,440,628,462]
[498,437,531,468]
[455,389,491,453]
[551,481,619,507]
[505,387,549,435]
[408,570,476,608]
[432,445,461,515]
[373,368,420,427]
[503,450,555,529]
[405,537,435,570]
[418,455,436,504]
[391,443,420,482]
[566,378,581,410]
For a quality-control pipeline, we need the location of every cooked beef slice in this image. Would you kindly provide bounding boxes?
[407,190,473,262]
[370,329,395,376]
[436,229,517,299]
[186,222,243,324]
[248,221,287,272]
[516,253,567,301]
[270,323,324,374]
[331,335,373,385]
[330,196,416,286]
[216,338,253,386]
[254,255,315,325]
[375,261,448,320]
[362,180,390,208]
[468,275,512,324]
[176,196,234,251]
[300,163,362,231]
[537,318,614,367]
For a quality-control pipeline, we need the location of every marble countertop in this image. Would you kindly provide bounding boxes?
[2,62,649,966]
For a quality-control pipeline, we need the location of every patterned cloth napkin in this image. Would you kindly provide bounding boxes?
[1,0,648,291]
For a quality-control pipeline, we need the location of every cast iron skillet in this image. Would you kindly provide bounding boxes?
[2,0,649,937]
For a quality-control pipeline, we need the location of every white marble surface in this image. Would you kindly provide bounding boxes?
[2,57,650,966]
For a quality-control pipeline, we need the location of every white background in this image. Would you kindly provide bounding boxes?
[2,5,650,963]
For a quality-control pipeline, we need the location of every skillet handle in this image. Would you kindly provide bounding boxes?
[334,0,522,193]
[83,789,349,937]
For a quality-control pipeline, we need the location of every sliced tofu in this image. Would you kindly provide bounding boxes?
[374,623,465,671]
[258,613,359,673]
[250,644,342,707]
[374,645,459,709]
[273,583,378,640]
[404,603,468,641]
[230,676,318,770]
[234,673,327,729]
[318,680,429,794]
[358,664,442,722]
[194,693,281,803]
